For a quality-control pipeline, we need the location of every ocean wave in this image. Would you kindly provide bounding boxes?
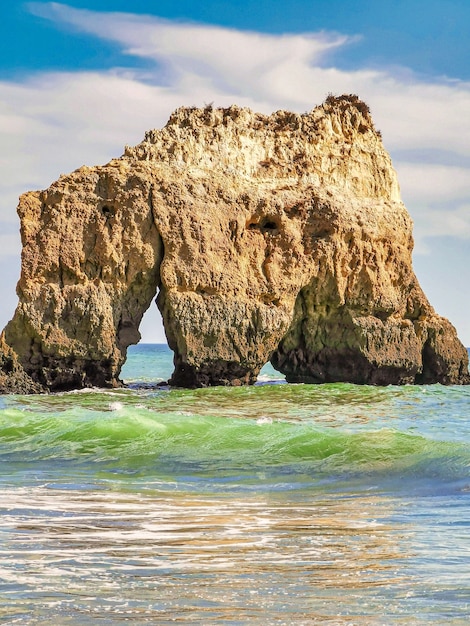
[1,403,468,488]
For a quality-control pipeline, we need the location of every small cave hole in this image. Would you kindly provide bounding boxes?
[247,216,280,235]
[375,310,389,322]
[261,219,278,232]
[101,205,114,217]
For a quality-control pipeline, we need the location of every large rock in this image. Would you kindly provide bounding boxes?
[3,95,469,390]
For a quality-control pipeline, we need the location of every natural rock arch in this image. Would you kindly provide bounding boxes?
[3,96,469,391]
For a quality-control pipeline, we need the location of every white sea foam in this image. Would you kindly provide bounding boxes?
[256,416,273,425]
[108,401,124,411]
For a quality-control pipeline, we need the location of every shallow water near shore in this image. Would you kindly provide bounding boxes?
[1,344,470,624]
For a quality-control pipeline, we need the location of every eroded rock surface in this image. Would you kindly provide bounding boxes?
[0,333,43,394]
[3,95,469,390]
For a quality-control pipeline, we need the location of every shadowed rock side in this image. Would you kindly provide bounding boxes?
[3,95,469,390]
[0,333,43,394]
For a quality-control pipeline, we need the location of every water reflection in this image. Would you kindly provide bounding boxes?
[1,485,419,623]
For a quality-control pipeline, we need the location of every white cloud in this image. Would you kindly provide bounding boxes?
[1,3,470,343]
[366,82,470,156]
[411,203,470,241]
[395,162,470,204]
[25,2,470,156]
[28,2,351,68]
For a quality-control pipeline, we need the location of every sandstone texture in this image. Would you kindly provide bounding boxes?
[0,332,43,394]
[2,95,469,390]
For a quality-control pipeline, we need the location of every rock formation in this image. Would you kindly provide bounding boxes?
[2,95,469,391]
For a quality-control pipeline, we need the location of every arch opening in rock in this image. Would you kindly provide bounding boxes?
[135,293,168,346]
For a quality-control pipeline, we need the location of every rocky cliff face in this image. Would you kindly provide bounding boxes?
[3,95,469,390]
[0,333,43,394]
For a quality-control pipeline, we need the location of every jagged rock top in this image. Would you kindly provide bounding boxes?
[122,95,400,201]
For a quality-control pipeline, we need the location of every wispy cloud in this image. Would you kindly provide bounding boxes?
[2,2,470,339]
[25,3,470,154]
[397,163,470,204]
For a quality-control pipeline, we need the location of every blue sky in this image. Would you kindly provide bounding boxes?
[1,1,470,344]
[3,1,470,79]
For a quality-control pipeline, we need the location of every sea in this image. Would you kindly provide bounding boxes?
[1,343,470,625]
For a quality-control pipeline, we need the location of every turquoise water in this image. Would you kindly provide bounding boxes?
[1,345,470,624]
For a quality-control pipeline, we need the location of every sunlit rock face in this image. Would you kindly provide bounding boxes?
[3,95,469,390]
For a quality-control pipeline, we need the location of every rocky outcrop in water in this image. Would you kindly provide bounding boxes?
[2,95,469,391]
